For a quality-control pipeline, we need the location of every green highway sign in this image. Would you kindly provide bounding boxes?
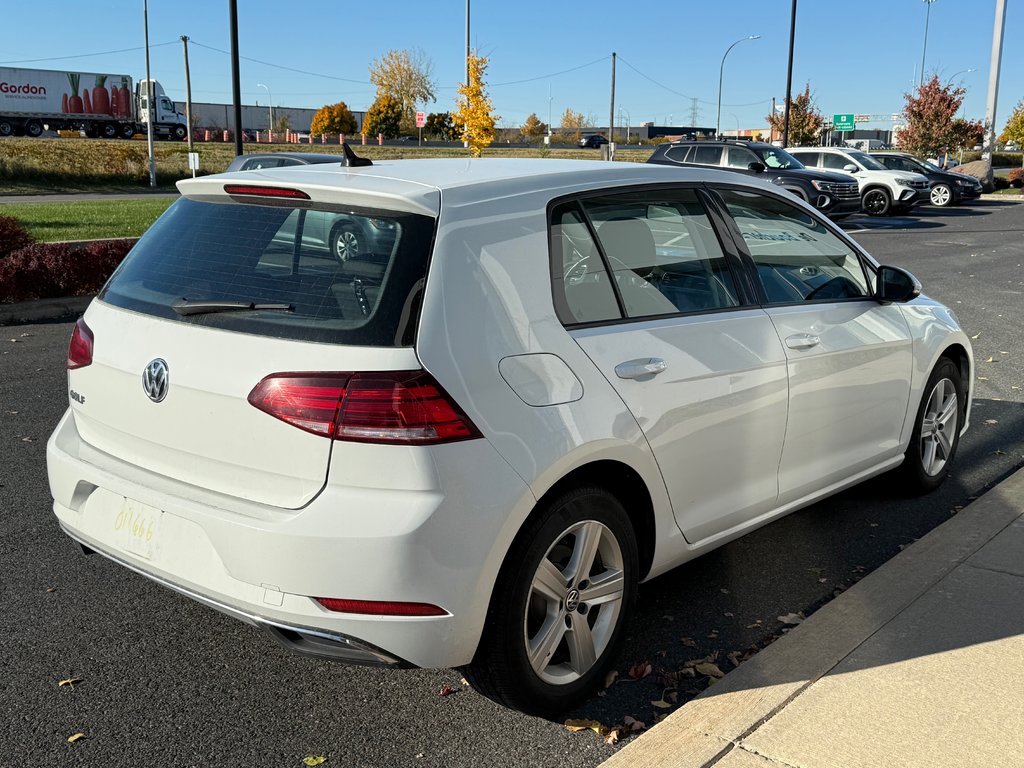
[833,113,855,132]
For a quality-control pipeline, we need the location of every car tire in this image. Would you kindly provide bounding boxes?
[0,119,14,137]
[929,183,953,207]
[100,122,118,140]
[463,485,638,716]
[329,222,362,262]
[862,187,892,216]
[119,123,136,140]
[24,120,43,138]
[172,123,187,141]
[901,357,964,493]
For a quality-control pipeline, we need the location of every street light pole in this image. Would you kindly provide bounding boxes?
[717,35,760,138]
[257,83,273,135]
[920,0,938,87]
[143,0,155,188]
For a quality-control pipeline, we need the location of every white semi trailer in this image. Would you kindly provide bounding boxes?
[0,66,187,140]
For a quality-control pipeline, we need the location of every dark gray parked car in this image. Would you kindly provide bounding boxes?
[225,153,398,261]
[870,152,983,207]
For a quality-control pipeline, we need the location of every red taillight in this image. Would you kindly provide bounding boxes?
[247,370,481,445]
[67,318,93,369]
[314,597,446,617]
[223,184,310,199]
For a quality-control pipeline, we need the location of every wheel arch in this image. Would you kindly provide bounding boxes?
[530,459,657,581]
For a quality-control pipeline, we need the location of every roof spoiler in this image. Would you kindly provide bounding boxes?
[342,143,373,168]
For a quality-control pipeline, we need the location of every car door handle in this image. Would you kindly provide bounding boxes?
[614,358,668,379]
[785,334,821,350]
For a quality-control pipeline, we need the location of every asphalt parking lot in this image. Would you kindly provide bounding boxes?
[1,199,1022,768]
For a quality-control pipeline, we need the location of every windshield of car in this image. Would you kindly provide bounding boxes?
[750,146,804,170]
[100,197,434,346]
[847,151,887,171]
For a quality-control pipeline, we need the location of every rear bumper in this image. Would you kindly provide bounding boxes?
[47,409,534,670]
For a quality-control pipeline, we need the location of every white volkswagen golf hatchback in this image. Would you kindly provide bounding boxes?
[48,154,972,715]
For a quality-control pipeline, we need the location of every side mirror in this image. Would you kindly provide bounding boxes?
[876,265,922,303]
[843,164,859,173]
[747,161,766,173]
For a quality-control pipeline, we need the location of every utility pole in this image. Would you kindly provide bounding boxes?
[181,36,193,154]
[143,0,155,188]
[228,0,243,157]
[771,96,776,143]
[920,0,938,87]
[982,0,1007,186]
[782,0,797,147]
[464,0,470,148]
[608,52,616,159]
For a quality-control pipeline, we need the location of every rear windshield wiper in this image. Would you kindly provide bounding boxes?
[172,298,294,316]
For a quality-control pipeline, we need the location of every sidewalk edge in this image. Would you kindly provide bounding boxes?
[602,465,1024,768]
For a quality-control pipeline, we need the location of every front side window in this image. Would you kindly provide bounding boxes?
[717,188,870,304]
[101,197,432,346]
[822,153,853,171]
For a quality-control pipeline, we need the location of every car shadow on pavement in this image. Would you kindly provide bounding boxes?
[565,398,1024,733]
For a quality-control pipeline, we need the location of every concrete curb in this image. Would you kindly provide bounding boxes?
[602,466,1024,768]
[0,295,92,326]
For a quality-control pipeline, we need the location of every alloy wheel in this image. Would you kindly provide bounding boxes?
[524,520,625,685]
[919,377,959,477]
[930,184,952,207]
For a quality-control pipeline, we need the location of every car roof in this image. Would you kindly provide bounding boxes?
[179,158,776,217]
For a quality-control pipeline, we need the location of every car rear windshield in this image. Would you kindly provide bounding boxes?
[100,197,435,346]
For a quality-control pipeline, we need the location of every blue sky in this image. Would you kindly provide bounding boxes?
[1,1,1020,132]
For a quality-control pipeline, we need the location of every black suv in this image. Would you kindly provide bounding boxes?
[870,152,982,207]
[647,140,861,218]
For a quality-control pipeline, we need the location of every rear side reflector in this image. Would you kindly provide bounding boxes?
[315,597,447,617]
[247,370,481,445]
[67,318,93,369]
[223,184,311,200]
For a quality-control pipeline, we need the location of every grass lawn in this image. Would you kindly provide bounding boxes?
[1,197,175,242]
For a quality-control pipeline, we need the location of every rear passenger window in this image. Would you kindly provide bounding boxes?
[726,147,759,169]
[691,146,723,165]
[100,198,433,346]
[717,188,870,304]
[550,204,622,325]
[555,189,740,321]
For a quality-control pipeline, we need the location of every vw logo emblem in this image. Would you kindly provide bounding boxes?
[142,359,169,403]
[565,588,581,613]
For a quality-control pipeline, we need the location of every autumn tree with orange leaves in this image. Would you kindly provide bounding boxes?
[454,53,498,157]
[897,75,983,156]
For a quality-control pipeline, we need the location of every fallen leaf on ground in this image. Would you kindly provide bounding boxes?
[694,662,725,679]
[58,677,82,688]
[627,661,652,680]
[984,356,995,363]
[67,733,85,743]
[302,756,326,767]
[604,728,621,746]
[970,333,980,339]
[46,587,57,593]
[604,670,619,689]
[21,437,34,442]
[778,612,804,626]
[565,719,608,736]
[745,619,763,628]
[723,611,734,617]
[680,636,698,648]
[651,699,672,709]
[438,685,457,697]
[727,651,744,667]
[984,419,998,425]
[623,715,646,732]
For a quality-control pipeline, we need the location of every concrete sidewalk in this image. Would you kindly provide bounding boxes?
[605,466,1024,768]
